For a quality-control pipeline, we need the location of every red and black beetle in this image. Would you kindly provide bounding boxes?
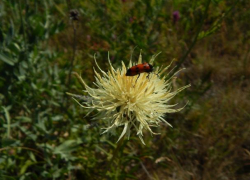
[126,63,154,82]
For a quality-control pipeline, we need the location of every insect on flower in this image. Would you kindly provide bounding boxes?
[126,62,154,82]
[68,52,190,144]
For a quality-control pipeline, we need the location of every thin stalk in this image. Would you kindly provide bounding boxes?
[18,0,27,51]
[174,0,212,72]
[68,20,78,87]
[66,0,72,11]
[106,136,125,174]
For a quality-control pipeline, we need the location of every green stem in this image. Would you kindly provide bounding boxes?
[106,136,125,173]
[68,20,78,87]
[175,0,212,72]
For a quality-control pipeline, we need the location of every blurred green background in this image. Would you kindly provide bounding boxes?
[0,0,249,179]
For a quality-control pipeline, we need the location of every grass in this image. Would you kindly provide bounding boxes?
[0,0,250,179]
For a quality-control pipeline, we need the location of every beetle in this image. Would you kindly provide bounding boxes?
[126,63,154,82]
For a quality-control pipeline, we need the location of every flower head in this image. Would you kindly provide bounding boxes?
[173,11,180,24]
[69,9,79,21]
[70,53,190,144]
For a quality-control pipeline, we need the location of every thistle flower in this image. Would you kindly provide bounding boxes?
[69,53,190,144]
[173,11,180,24]
[69,9,79,21]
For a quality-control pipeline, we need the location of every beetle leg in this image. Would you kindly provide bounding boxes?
[135,74,140,83]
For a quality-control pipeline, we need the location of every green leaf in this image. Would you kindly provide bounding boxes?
[20,160,36,175]
[1,138,17,147]
[0,170,15,180]
[2,107,11,138]
[6,19,15,44]
[53,139,82,160]
[15,116,32,123]
[0,53,15,66]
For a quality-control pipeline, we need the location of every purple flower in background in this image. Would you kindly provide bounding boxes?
[173,11,180,24]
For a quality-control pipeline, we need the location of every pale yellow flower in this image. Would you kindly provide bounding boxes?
[69,53,190,144]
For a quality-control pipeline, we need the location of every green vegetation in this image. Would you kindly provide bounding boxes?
[0,0,249,179]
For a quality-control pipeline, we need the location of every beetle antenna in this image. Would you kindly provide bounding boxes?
[154,72,160,78]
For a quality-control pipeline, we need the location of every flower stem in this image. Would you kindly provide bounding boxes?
[106,136,125,173]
